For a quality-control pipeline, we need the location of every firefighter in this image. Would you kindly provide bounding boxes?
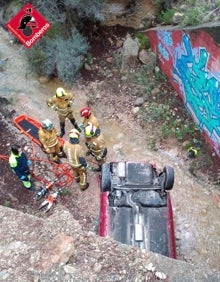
[84,122,107,172]
[80,107,100,131]
[188,146,198,158]
[46,87,81,137]
[63,129,89,190]
[38,119,63,163]
[9,145,32,189]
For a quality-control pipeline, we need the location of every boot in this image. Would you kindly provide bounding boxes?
[60,122,65,137]
[52,153,61,164]
[75,176,80,183]
[70,118,82,133]
[81,183,89,191]
[54,158,61,164]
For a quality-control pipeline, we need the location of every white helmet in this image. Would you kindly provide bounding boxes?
[69,128,80,139]
[42,119,53,131]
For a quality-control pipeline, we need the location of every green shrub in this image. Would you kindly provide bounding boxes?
[27,29,89,83]
[151,0,168,15]
[182,6,204,26]
[136,32,150,49]
[46,23,64,39]
[3,200,10,207]
[186,0,197,5]
[64,0,107,21]
[159,9,175,24]
[26,46,46,73]
[19,0,110,82]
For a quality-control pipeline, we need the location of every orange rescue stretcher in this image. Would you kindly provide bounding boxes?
[14,114,65,149]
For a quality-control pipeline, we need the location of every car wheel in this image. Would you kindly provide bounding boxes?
[163,166,174,190]
[101,163,111,192]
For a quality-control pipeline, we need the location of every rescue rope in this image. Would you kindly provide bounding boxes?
[0,155,9,161]
[28,139,75,188]
[0,152,74,189]
[0,136,98,189]
[29,157,74,188]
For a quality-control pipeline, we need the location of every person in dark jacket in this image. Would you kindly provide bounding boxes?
[9,145,32,189]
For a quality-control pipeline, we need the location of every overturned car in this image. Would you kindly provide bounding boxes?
[99,161,176,258]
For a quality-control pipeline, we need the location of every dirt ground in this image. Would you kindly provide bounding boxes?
[0,25,139,228]
[0,100,101,232]
[1,24,220,271]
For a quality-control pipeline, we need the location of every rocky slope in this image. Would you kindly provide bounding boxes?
[1,205,220,282]
[1,10,220,281]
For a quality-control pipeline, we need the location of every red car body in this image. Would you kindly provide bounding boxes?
[99,161,176,258]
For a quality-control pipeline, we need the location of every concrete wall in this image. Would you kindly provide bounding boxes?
[146,24,220,156]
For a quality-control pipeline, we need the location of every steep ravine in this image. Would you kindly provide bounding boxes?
[1,25,220,277]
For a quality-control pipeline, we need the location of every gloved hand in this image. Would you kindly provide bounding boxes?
[85,142,90,148]
[87,164,93,171]
[79,123,85,131]
[81,166,87,172]
[20,175,28,181]
[27,160,32,166]
[51,105,58,111]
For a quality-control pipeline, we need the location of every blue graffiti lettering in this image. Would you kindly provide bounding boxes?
[158,42,169,60]
[157,31,173,60]
[173,33,220,154]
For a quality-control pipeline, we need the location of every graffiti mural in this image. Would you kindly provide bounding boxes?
[146,29,220,156]
[174,33,220,155]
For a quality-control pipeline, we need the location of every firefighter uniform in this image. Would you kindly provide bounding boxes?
[38,127,62,162]
[83,113,100,129]
[47,88,81,137]
[63,136,89,190]
[80,107,100,131]
[85,133,107,167]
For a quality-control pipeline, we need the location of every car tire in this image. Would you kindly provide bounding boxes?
[163,166,174,190]
[101,163,111,192]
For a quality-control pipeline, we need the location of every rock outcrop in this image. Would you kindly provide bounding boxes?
[1,205,220,282]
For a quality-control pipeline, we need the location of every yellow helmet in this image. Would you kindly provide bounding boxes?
[56,87,66,98]
[69,129,80,139]
[188,146,198,158]
[84,122,96,138]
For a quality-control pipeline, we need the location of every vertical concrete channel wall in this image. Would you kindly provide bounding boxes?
[145,23,220,157]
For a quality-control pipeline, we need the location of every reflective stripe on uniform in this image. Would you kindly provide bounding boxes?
[80,171,87,186]
[22,180,32,188]
[64,146,81,168]
[57,107,69,117]
[71,164,82,168]
[47,137,58,147]
[39,128,58,148]
[9,154,17,168]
